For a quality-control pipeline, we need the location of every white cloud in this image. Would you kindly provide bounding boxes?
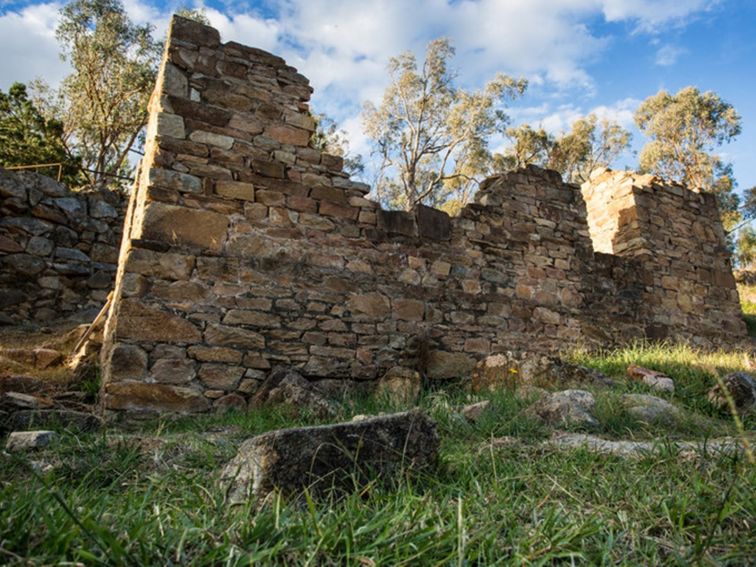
[591,97,640,128]
[654,44,686,66]
[0,2,67,90]
[205,9,280,52]
[599,0,715,31]
[506,97,639,137]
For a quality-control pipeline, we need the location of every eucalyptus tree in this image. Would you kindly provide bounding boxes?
[363,38,527,211]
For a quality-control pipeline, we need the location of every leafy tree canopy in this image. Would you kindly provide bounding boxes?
[494,114,630,184]
[363,38,526,211]
[635,86,740,195]
[0,82,81,184]
[34,0,161,187]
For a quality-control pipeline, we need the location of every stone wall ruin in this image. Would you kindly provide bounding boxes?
[0,170,125,324]
[98,16,745,413]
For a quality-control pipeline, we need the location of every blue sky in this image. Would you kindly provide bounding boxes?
[1,0,755,197]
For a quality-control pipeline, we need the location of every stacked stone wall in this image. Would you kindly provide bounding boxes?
[583,171,745,342]
[0,169,125,324]
[98,16,746,414]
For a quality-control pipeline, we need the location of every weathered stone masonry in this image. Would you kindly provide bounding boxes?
[99,16,745,413]
[0,169,125,324]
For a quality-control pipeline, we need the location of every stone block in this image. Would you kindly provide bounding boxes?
[348,293,390,318]
[377,209,417,237]
[393,298,424,321]
[104,382,210,413]
[5,430,56,451]
[255,190,286,207]
[115,300,201,343]
[150,357,197,384]
[125,247,195,280]
[228,113,264,134]
[188,346,243,363]
[319,201,358,220]
[149,167,202,194]
[216,180,255,201]
[375,367,421,405]
[199,364,245,390]
[170,15,221,48]
[189,130,235,149]
[223,309,281,327]
[415,205,451,241]
[109,343,148,381]
[426,351,475,380]
[204,323,265,349]
[156,112,186,139]
[140,202,229,253]
[265,124,310,146]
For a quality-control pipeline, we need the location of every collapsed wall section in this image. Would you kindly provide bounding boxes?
[99,16,597,413]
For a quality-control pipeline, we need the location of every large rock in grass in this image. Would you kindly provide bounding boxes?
[708,372,756,413]
[221,410,439,505]
[249,367,337,418]
[529,389,598,428]
[622,394,680,424]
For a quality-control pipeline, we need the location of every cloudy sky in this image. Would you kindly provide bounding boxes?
[2,0,755,194]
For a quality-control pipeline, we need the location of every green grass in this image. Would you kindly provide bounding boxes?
[1,345,755,565]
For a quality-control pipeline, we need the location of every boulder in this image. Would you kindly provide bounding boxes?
[220,410,439,504]
[5,430,56,451]
[627,364,675,393]
[470,354,517,392]
[459,400,491,422]
[375,366,421,406]
[471,352,612,393]
[708,372,756,413]
[529,389,598,428]
[622,394,680,424]
[249,367,336,418]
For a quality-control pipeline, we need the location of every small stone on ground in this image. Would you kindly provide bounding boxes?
[5,430,56,451]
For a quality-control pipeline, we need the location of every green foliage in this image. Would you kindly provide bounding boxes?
[495,114,631,184]
[363,38,526,210]
[0,82,81,184]
[735,226,756,269]
[635,87,741,193]
[35,0,161,186]
[494,123,553,171]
